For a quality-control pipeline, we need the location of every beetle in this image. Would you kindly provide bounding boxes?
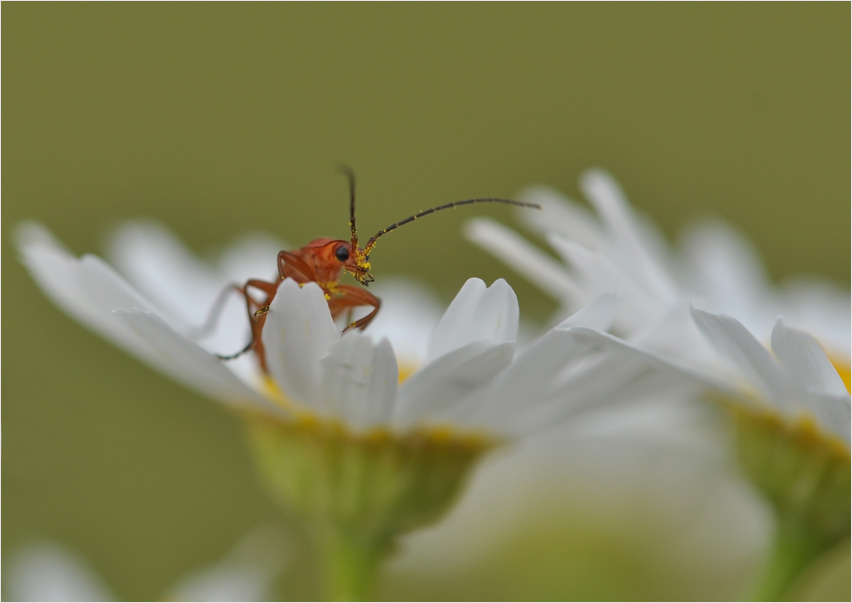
[213,167,540,372]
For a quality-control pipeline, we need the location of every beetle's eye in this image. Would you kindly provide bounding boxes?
[335,246,350,262]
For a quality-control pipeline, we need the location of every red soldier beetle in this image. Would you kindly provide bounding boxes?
[212,167,541,372]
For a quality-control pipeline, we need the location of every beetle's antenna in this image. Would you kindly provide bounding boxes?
[339,165,375,282]
[363,198,541,256]
[339,164,358,248]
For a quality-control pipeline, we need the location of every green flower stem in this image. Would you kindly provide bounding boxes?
[748,513,835,601]
[315,522,388,601]
[242,410,494,601]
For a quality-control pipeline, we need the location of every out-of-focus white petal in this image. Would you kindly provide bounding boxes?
[564,326,726,393]
[770,320,851,440]
[217,232,288,284]
[516,184,606,251]
[679,221,775,337]
[547,235,663,331]
[780,277,851,358]
[105,221,222,332]
[262,279,340,407]
[394,341,514,429]
[5,542,113,602]
[464,218,578,300]
[809,393,852,443]
[169,525,289,603]
[107,223,289,360]
[580,169,681,303]
[691,307,794,411]
[320,333,398,431]
[555,293,622,331]
[116,309,277,412]
[426,278,518,363]
[771,319,848,398]
[17,223,178,365]
[469,330,595,436]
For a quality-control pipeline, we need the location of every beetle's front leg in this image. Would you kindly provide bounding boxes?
[327,284,382,331]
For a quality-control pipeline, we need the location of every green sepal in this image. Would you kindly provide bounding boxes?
[729,404,850,600]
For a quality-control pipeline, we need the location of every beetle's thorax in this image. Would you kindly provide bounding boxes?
[283,238,345,286]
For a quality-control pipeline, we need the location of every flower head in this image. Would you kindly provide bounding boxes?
[467,169,850,600]
[18,219,676,441]
[17,219,675,599]
[466,169,850,441]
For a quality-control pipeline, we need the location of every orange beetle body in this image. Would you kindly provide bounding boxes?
[230,237,379,373]
[214,168,539,373]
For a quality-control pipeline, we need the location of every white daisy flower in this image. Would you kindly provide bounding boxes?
[17,219,690,439]
[4,527,289,602]
[466,169,850,440]
[467,169,850,600]
[17,219,687,600]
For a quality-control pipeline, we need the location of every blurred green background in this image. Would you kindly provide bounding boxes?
[3,4,849,600]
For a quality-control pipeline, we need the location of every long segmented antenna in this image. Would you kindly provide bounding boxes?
[363,197,541,256]
[339,165,358,248]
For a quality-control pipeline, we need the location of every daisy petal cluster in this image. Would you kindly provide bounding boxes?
[17,219,688,443]
[467,169,850,600]
[17,218,685,599]
[467,169,850,441]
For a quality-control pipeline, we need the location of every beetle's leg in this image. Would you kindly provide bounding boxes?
[190,283,244,340]
[215,337,255,360]
[216,278,280,373]
[328,284,382,331]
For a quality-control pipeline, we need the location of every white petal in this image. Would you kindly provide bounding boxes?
[469,330,598,435]
[262,279,340,406]
[493,330,710,437]
[564,326,726,392]
[6,542,113,602]
[17,223,172,363]
[516,184,606,251]
[771,319,849,402]
[320,333,398,431]
[809,392,851,443]
[105,221,222,332]
[116,309,278,413]
[555,293,622,331]
[362,278,445,368]
[547,235,663,332]
[580,169,681,302]
[630,301,718,365]
[690,307,791,410]
[426,278,519,363]
[217,232,289,284]
[394,341,514,429]
[17,223,277,407]
[780,277,851,358]
[464,217,578,300]
[107,224,288,357]
[679,221,772,329]
[764,321,850,439]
